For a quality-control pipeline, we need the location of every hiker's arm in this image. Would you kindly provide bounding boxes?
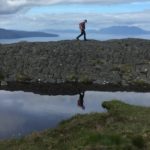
[79,24,83,30]
[81,92,85,96]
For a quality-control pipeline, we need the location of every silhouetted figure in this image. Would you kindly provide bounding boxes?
[77,91,85,110]
[76,20,87,41]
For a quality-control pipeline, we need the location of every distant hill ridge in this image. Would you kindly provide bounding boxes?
[99,26,150,35]
[43,26,150,36]
[0,28,58,39]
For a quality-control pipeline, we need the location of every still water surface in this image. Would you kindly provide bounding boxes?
[0,90,150,139]
[1,33,150,44]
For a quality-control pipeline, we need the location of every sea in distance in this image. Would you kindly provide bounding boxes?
[1,32,150,44]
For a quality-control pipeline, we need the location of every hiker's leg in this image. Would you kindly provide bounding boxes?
[76,33,82,39]
[83,30,87,40]
[77,30,84,39]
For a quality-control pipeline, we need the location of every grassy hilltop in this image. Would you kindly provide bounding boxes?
[0,100,150,150]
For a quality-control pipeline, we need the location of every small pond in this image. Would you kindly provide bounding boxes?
[0,90,150,139]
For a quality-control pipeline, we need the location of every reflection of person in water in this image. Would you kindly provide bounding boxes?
[77,92,85,110]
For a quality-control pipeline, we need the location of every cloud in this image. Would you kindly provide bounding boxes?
[1,9,150,31]
[0,0,150,31]
[0,0,150,14]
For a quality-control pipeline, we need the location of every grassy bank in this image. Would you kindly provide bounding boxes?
[0,100,150,150]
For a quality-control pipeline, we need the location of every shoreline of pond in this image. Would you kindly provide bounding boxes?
[1,82,150,96]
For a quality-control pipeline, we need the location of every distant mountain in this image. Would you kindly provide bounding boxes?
[42,29,78,33]
[43,29,98,33]
[99,26,150,35]
[0,28,58,39]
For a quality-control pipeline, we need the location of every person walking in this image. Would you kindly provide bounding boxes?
[76,20,87,41]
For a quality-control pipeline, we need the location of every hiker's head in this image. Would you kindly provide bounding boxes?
[84,20,87,23]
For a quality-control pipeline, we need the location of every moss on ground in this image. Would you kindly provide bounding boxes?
[0,100,150,150]
[66,74,92,83]
[90,59,105,66]
[78,75,92,83]
[0,72,4,81]
[16,73,31,82]
[112,64,132,74]
[66,74,77,82]
[133,79,148,86]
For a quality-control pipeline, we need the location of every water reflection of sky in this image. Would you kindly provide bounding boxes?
[0,90,150,139]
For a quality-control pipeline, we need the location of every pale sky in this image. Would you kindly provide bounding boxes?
[0,0,150,31]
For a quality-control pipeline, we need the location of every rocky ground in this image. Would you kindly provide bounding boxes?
[0,38,150,89]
